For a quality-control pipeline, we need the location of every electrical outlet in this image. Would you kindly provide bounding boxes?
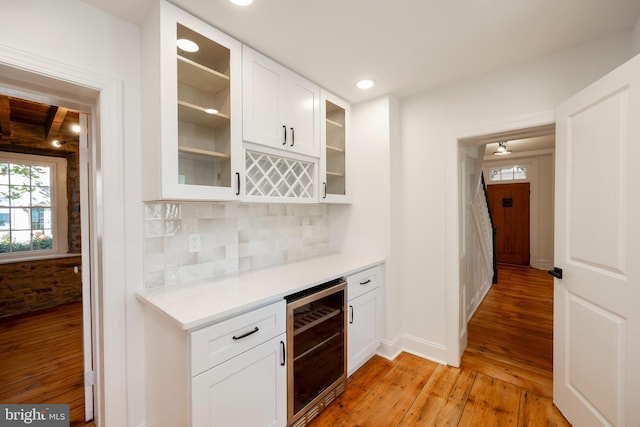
[188,234,201,253]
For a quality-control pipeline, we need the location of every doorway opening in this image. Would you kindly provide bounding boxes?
[458,124,555,381]
[0,92,94,426]
[457,124,556,394]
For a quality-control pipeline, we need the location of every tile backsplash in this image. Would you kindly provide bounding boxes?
[143,202,331,288]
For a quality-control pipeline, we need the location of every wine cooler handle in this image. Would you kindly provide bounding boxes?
[232,326,259,340]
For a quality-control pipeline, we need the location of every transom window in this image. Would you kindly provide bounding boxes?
[0,152,67,259]
[489,165,528,182]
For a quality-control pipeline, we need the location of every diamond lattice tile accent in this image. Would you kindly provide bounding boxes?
[245,150,314,199]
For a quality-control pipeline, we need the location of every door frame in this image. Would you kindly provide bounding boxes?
[0,45,128,424]
[444,110,555,366]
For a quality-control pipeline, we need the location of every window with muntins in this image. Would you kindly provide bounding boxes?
[0,152,67,259]
[489,164,528,182]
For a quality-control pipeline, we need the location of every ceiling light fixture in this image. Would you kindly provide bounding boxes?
[51,139,75,148]
[176,38,199,53]
[356,79,375,89]
[72,124,81,133]
[230,0,253,5]
[493,141,512,156]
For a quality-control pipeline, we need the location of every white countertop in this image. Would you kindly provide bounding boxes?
[136,253,384,330]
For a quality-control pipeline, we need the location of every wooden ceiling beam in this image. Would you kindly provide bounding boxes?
[0,95,11,137]
[45,105,68,140]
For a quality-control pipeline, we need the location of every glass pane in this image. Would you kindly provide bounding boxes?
[500,166,514,180]
[31,165,51,187]
[0,185,10,206]
[11,229,32,252]
[0,231,9,253]
[11,208,31,230]
[9,164,31,185]
[32,186,51,206]
[0,163,8,185]
[32,208,47,230]
[0,208,9,230]
[32,229,53,250]
[514,165,527,180]
[176,23,232,190]
[10,186,32,207]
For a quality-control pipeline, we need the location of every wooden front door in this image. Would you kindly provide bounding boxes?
[487,183,530,266]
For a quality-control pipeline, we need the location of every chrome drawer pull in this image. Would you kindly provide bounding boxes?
[232,326,259,340]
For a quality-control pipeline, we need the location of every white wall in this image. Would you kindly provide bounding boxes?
[399,31,634,365]
[1,1,144,426]
[633,14,640,55]
[330,96,401,349]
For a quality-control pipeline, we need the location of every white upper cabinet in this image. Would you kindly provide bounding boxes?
[243,46,320,158]
[320,91,351,203]
[142,1,242,200]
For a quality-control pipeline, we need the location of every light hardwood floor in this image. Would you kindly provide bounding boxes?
[310,264,571,426]
[1,265,568,426]
[0,302,94,427]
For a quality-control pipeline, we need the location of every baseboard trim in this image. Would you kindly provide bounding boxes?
[377,334,448,366]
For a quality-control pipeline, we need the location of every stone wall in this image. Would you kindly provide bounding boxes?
[0,255,82,317]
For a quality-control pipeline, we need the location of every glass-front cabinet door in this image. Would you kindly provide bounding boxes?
[320,91,351,203]
[143,1,242,200]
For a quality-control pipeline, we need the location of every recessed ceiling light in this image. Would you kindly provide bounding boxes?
[204,108,219,115]
[72,124,81,133]
[230,0,253,5]
[176,38,199,53]
[356,79,375,89]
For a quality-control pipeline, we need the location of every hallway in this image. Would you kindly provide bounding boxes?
[462,264,554,397]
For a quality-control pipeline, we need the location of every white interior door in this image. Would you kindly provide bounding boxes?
[554,54,640,426]
[79,112,94,421]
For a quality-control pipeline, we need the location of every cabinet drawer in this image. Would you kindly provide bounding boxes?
[347,266,381,300]
[191,300,286,376]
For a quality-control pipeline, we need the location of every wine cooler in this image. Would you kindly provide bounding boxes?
[285,278,347,427]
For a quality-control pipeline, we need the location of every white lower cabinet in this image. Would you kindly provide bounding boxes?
[143,300,287,427]
[192,333,287,427]
[346,266,382,376]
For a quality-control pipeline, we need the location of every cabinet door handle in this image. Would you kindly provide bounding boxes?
[290,127,295,147]
[360,279,371,285]
[232,326,259,340]
[323,182,327,199]
[282,125,287,145]
[235,172,240,196]
[349,305,354,324]
[280,340,286,366]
